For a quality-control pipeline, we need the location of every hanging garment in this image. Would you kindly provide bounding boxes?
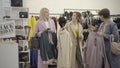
[28,16,36,38]
[58,16,67,28]
[52,17,57,30]
[65,22,84,68]
[39,29,57,64]
[57,29,72,68]
[84,32,110,68]
[34,18,56,68]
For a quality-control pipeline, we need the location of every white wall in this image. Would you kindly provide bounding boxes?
[23,0,120,14]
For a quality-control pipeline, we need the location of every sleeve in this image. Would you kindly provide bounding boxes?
[34,22,39,37]
[111,24,119,42]
[103,33,110,39]
[103,23,119,41]
[34,22,43,37]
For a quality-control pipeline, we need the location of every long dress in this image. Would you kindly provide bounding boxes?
[98,20,120,68]
[65,22,84,68]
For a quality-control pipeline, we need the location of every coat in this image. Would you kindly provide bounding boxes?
[39,29,57,62]
[65,21,84,68]
[84,32,110,68]
[57,28,73,68]
[34,18,56,68]
[98,20,120,68]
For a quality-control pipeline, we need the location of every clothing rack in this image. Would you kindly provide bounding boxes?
[29,13,63,18]
[111,14,120,17]
[29,13,62,15]
[64,9,100,13]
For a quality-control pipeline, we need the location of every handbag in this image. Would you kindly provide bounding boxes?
[19,12,28,18]
[30,34,40,49]
[110,35,120,55]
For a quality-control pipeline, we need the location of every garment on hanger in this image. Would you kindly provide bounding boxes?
[52,17,57,30]
[84,32,110,68]
[113,17,120,29]
[57,28,72,68]
[39,29,57,64]
[58,16,67,28]
[28,16,36,38]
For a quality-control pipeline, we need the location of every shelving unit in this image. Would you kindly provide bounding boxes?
[2,6,30,68]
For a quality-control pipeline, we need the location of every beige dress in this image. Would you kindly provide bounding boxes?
[65,22,84,68]
[57,29,73,68]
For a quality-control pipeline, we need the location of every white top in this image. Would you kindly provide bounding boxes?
[44,21,50,28]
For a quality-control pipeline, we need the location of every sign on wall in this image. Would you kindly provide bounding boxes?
[0,21,15,38]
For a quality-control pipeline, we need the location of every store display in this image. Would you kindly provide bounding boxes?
[19,12,28,18]
[11,0,23,7]
[1,0,120,67]
[15,25,23,29]
[19,53,29,62]
[19,46,23,51]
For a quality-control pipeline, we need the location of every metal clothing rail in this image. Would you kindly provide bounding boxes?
[29,13,63,15]
[110,14,120,17]
[64,9,100,12]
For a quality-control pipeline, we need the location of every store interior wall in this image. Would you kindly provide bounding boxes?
[23,0,120,14]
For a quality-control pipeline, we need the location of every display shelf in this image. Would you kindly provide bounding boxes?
[2,6,30,68]
[4,18,28,20]
[3,7,29,19]
[19,50,30,53]
[19,62,30,63]
[16,29,26,36]
[19,52,30,63]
